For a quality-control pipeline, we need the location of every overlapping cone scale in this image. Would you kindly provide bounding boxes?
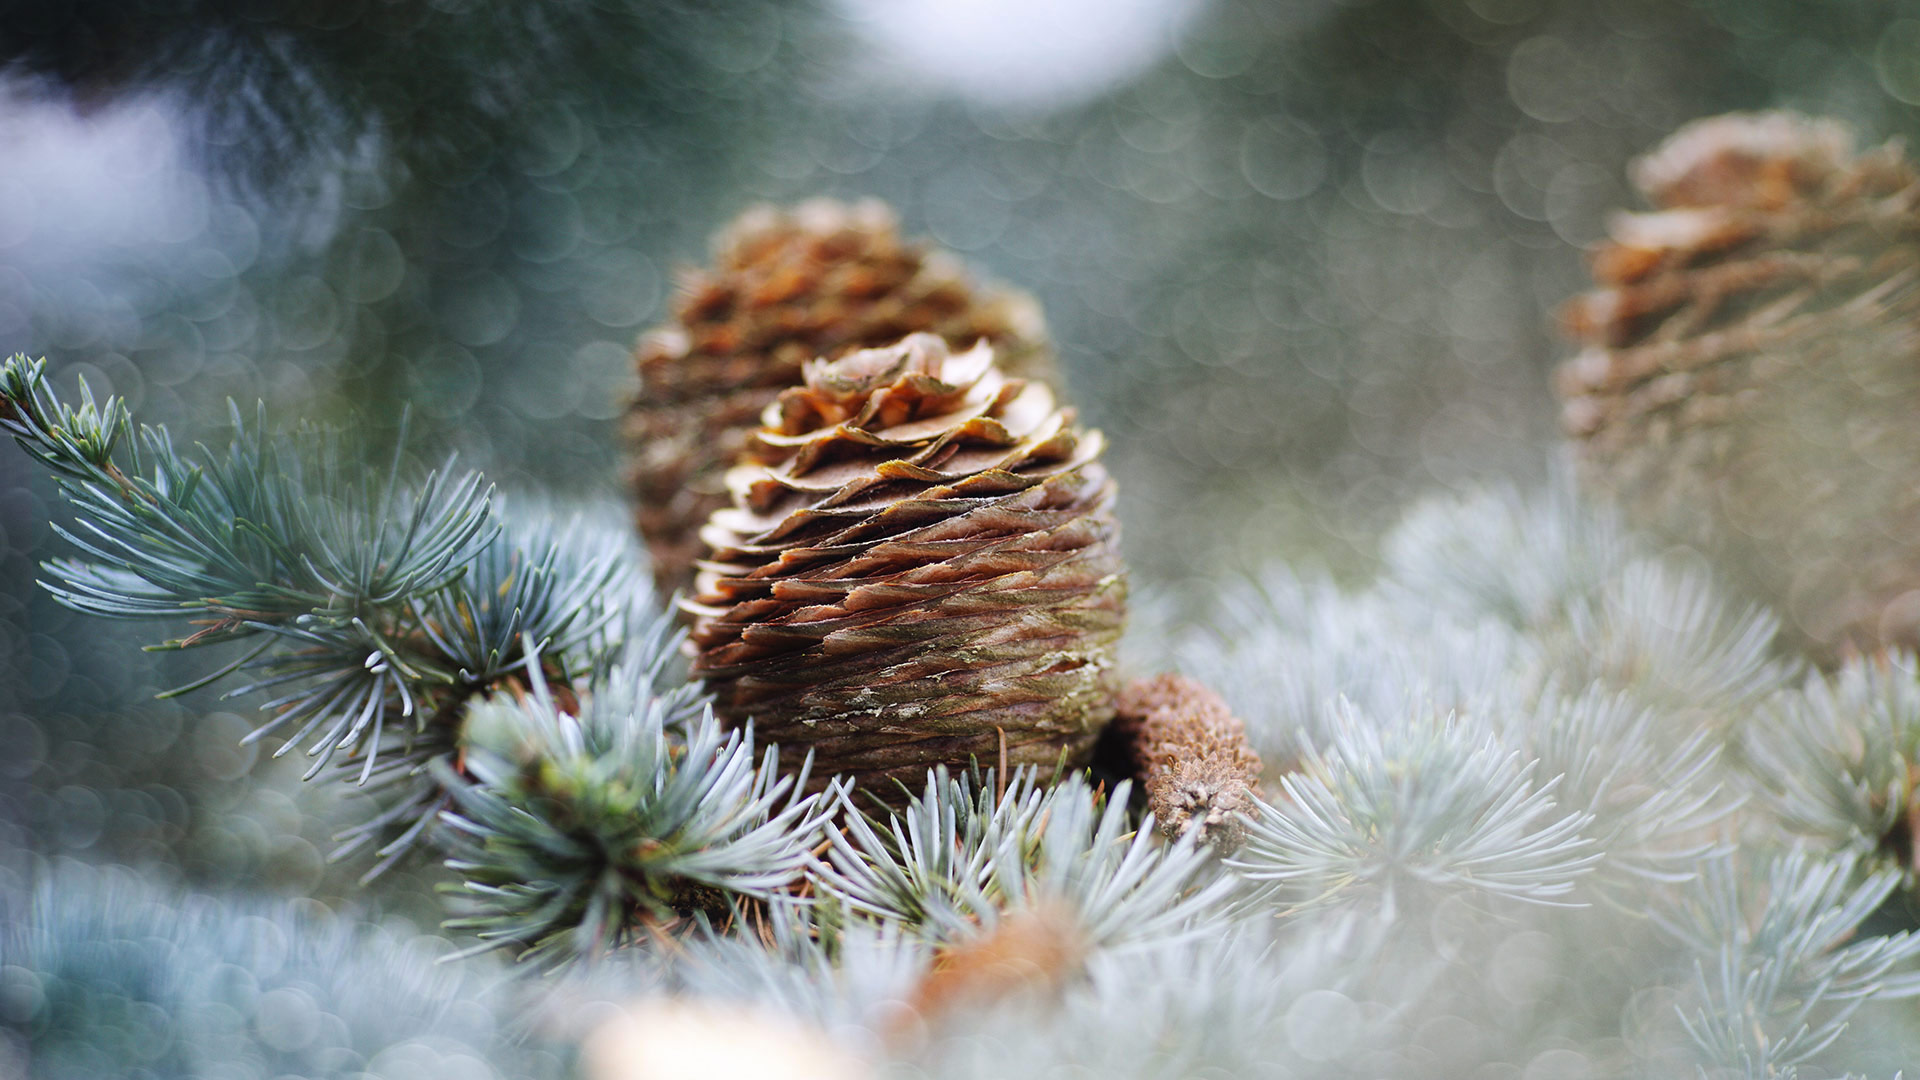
[625,199,1053,596]
[685,334,1124,797]
[1556,110,1920,662]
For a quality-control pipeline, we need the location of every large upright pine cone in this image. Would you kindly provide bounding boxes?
[1557,111,1920,662]
[684,333,1125,795]
[626,200,1054,596]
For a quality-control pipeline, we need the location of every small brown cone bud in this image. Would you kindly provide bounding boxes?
[1556,111,1920,663]
[684,333,1125,798]
[626,199,1054,596]
[1112,674,1262,852]
[905,903,1087,1026]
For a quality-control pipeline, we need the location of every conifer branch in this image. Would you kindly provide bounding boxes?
[0,354,647,866]
[810,768,1234,955]
[1663,851,1920,1074]
[1746,653,1920,877]
[1508,685,1734,901]
[437,635,841,966]
[1227,705,1601,915]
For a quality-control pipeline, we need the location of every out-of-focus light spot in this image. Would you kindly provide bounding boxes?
[1544,162,1618,246]
[1493,133,1573,222]
[437,274,520,348]
[511,190,585,264]
[1284,988,1358,1062]
[405,344,484,420]
[1524,1047,1595,1080]
[504,348,580,420]
[1362,134,1450,217]
[273,276,342,351]
[1876,20,1920,105]
[570,341,636,422]
[255,986,323,1052]
[512,104,585,178]
[1491,930,1557,1006]
[581,250,661,328]
[194,713,260,782]
[1467,0,1545,26]
[923,167,1011,250]
[342,229,406,303]
[1240,116,1327,200]
[837,0,1205,110]
[139,315,208,386]
[1508,36,1583,122]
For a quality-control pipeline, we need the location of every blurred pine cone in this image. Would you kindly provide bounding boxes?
[625,200,1054,596]
[1557,111,1920,663]
[684,333,1124,796]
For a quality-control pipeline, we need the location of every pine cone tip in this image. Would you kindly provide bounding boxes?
[1629,111,1856,210]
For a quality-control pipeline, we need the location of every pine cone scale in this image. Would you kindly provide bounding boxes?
[703,476,1112,581]
[713,593,1122,686]
[700,579,1119,668]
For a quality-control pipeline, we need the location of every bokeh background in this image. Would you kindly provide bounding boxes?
[4,0,1920,933]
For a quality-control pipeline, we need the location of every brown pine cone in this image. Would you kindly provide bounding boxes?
[1112,674,1262,852]
[1557,111,1920,663]
[626,199,1054,597]
[684,333,1125,797]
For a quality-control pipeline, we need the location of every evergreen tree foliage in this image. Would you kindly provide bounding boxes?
[0,354,656,874]
[438,661,839,965]
[3,862,566,1080]
[13,337,1920,1073]
[17,5,1920,1075]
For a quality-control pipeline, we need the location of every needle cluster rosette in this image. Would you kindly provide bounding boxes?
[625,199,1052,596]
[1557,111,1920,662]
[683,333,1125,796]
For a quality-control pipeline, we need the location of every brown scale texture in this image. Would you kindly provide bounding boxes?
[684,334,1125,798]
[1112,674,1262,851]
[625,199,1054,596]
[1557,111,1920,664]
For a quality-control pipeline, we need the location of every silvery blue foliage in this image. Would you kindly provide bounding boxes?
[1504,685,1731,900]
[438,653,841,965]
[526,478,1920,1077]
[906,919,1383,1080]
[1664,851,1920,1076]
[12,351,1920,1076]
[1229,704,1601,916]
[0,356,664,875]
[1747,653,1920,862]
[812,768,1233,951]
[1379,468,1632,631]
[334,507,653,875]
[3,862,562,1080]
